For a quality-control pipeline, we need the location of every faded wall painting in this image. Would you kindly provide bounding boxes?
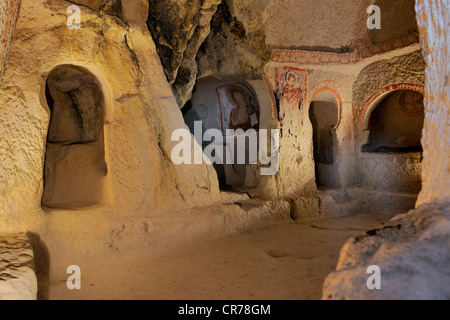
[399,90,424,117]
[268,66,308,123]
[216,82,260,134]
[275,67,307,107]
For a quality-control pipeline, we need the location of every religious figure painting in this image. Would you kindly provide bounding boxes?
[275,67,307,107]
[216,83,260,135]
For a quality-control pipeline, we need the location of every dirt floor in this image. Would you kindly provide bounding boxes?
[42,212,390,300]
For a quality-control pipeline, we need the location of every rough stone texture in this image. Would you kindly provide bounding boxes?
[359,153,422,194]
[352,50,426,120]
[0,0,220,232]
[42,65,107,208]
[320,0,450,300]
[150,0,421,109]
[148,0,273,108]
[347,49,426,200]
[322,202,450,300]
[266,0,418,54]
[363,90,424,152]
[262,38,425,206]
[0,0,447,301]
[0,0,21,85]
[46,65,104,144]
[182,75,280,198]
[370,0,418,45]
[293,188,418,223]
[265,0,365,51]
[0,233,37,300]
[197,0,271,82]
[416,0,450,205]
[43,141,107,208]
[67,0,105,11]
[147,0,221,107]
[171,0,222,108]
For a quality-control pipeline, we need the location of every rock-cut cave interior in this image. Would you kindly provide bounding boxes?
[0,0,448,301]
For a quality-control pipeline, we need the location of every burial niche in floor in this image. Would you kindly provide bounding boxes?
[309,91,340,190]
[42,65,107,209]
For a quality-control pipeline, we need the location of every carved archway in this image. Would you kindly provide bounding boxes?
[358,83,425,145]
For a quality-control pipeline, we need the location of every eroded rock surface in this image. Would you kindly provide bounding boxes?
[197,0,271,83]
[322,202,450,300]
[415,0,450,205]
[147,0,221,107]
[0,0,21,85]
[0,233,37,300]
[0,0,221,231]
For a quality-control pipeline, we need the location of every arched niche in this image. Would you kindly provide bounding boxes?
[309,90,341,189]
[42,65,107,208]
[183,75,263,191]
[362,90,424,153]
[359,89,424,196]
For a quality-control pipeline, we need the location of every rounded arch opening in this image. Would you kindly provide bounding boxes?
[309,90,341,190]
[42,65,107,209]
[362,89,425,153]
[183,75,263,192]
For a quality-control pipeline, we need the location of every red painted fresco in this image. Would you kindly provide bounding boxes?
[358,83,425,124]
[216,82,260,135]
[308,80,348,104]
[274,66,308,108]
[270,0,420,66]
[399,91,425,117]
[228,87,259,131]
[271,33,419,66]
[263,76,279,121]
[356,83,425,145]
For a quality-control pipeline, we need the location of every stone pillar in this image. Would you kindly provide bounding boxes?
[0,0,21,86]
[415,0,450,205]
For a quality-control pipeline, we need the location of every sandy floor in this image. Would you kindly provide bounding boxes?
[43,213,390,300]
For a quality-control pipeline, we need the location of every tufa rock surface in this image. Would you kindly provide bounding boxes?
[147,0,221,107]
[322,202,450,300]
[0,233,37,300]
[415,0,450,205]
[0,0,21,85]
[197,0,271,86]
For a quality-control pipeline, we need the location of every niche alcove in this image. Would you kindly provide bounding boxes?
[183,75,261,191]
[42,65,107,209]
[363,90,424,153]
[361,89,424,194]
[309,91,340,190]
